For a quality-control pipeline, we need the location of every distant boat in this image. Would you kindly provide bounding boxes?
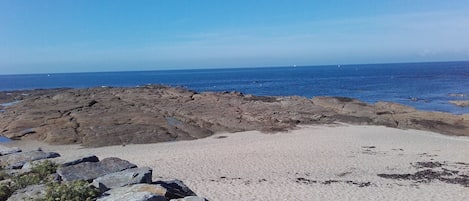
[293,64,297,67]
[337,65,341,68]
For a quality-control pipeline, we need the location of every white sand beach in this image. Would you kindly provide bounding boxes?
[8,125,469,201]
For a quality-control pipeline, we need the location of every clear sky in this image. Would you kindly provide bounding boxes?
[1,0,469,74]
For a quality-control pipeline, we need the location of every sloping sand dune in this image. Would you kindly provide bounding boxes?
[8,125,469,201]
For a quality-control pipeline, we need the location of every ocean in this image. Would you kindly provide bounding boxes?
[1,61,469,114]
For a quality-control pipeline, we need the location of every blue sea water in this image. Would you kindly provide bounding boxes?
[0,137,10,143]
[1,61,469,114]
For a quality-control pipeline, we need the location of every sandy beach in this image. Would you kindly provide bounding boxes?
[6,125,469,201]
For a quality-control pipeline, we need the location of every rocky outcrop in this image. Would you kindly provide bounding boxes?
[0,146,208,201]
[0,86,467,147]
[313,97,469,136]
[449,100,469,107]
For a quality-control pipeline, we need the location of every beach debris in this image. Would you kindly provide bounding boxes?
[412,161,443,169]
[378,161,469,187]
[295,177,373,187]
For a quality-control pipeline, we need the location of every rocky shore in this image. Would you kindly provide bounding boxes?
[0,85,468,147]
[450,100,469,107]
[0,144,207,201]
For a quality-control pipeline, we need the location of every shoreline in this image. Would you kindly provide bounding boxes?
[1,87,468,116]
[4,125,468,200]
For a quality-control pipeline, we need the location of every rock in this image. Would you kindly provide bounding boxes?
[23,154,100,172]
[154,179,197,199]
[449,100,469,107]
[57,157,137,181]
[1,169,29,177]
[0,145,21,156]
[97,184,168,201]
[0,150,60,169]
[54,154,100,167]
[0,86,468,147]
[6,184,46,201]
[375,102,416,114]
[98,192,167,201]
[92,167,152,192]
[170,196,207,201]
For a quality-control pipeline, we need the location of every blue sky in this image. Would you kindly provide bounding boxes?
[1,0,469,74]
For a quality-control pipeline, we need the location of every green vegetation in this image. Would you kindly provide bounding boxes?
[12,160,58,189]
[0,161,98,201]
[31,160,58,179]
[38,180,98,201]
[0,184,13,201]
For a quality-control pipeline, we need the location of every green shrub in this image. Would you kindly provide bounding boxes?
[12,174,42,189]
[0,184,13,201]
[38,180,99,201]
[0,170,7,181]
[30,160,58,178]
[11,160,58,189]
[0,161,61,200]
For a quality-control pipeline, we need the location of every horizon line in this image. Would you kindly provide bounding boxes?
[1,59,468,76]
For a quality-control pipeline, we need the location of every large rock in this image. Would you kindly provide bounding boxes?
[170,196,207,201]
[449,100,469,107]
[0,145,21,156]
[6,184,46,201]
[54,154,100,167]
[92,167,153,192]
[97,184,168,201]
[57,157,137,181]
[98,192,167,201]
[154,179,197,199]
[0,150,60,169]
[22,154,99,172]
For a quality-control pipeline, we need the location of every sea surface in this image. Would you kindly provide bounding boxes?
[1,61,469,114]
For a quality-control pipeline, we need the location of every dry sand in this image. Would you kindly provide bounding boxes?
[6,125,469,201]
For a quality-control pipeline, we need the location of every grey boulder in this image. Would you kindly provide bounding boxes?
[154,179,197,199]
[0,150,60,169]
[54,154,100,167]
[92,167,153,192]
[57,157,137,181]
[98,192,167,201]
[6,184,46,201]
[22,154,99,172]
[0,145,21,156]
[97,184,168,201]
[170,196,208,201]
